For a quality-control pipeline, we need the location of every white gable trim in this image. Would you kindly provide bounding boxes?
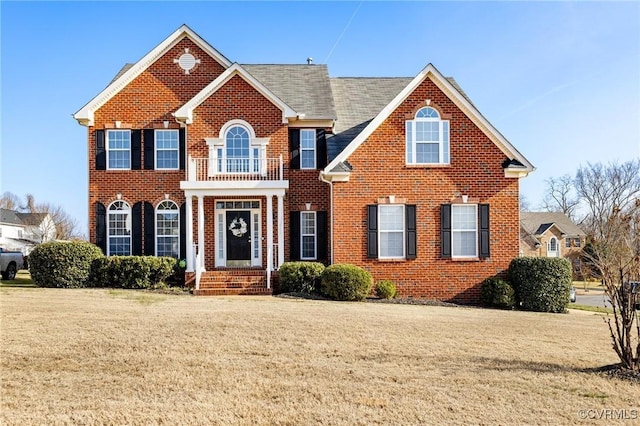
[324,63,535,177]
[73,25,232,127]
[174,64,297,124]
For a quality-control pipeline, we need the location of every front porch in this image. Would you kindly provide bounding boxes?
[181,155,288,293]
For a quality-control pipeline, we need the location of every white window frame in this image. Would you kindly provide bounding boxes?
[406,107,450,165]
[451,204,477,259]
[300,211,317,260]
[155,129,179,170]
[549,237,558,253]
[156,200,180,258]
[378,204,405,259]
[107,200,131,256]
[205,120,269,177]
[106,129,131,170]
[300,129,316,170]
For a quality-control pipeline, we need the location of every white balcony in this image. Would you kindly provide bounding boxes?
[181,155,288,191]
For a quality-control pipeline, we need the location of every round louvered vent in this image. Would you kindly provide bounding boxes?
[178,53,197,73]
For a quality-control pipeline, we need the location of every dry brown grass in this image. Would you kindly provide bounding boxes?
[1,288,638,425]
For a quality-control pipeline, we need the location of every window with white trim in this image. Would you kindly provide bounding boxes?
[107,130,131,169]
[300,129,316,169]
[406,107,449,165]
[155,130,179,170]
[451,204,477,258]
[156,200,179,258]
[108,201,131,256]
[300,211,317,259]
[379,205,405,258]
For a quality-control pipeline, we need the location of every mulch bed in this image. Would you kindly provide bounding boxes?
[589,364,640,384]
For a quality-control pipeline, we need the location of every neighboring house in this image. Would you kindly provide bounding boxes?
[520,211,586,275]
[73,25,534,301]
[0,208,56,254]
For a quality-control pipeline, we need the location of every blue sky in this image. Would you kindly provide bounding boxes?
[1,1,639,235]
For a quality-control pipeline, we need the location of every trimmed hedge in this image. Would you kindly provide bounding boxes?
[89,256,176,289]
[278,262,325,293]
[29,241,104,288]
[508,257,572,313]
[375,280,397,299]
[480,277,515,309]
[321,264,373,301]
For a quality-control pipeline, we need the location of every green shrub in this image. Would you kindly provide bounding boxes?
[320,264,373,301]
[88,256,176,289]
[508,257,572,313]
[278,262,325,293]
[480,277,515,309]
[375,280,397,299]
[29,241,104,288]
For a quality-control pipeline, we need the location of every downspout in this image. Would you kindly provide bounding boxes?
[319,171,334,265]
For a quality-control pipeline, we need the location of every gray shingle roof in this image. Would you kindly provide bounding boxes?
[0,209,47,227]
[242,64,336,120]
[520,212,586,237]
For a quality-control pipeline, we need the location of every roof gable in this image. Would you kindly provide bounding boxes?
[174,64,297,124]
[73,25,232,126]
[323,63,535,177]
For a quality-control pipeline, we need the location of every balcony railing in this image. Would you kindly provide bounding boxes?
[186,155,284,182]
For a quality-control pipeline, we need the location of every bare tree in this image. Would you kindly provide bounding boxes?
[519,193,531,211]
[0,192,21,210]
[575,160,640,372]
[540,174,581,221]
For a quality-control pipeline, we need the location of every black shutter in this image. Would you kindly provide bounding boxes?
[96,202,106,254]
[441,204,452,258]
[317,211,328,262]
[131,130,142,170]
[406,205,417,259]
[143,129,155,170]
[95,130,106,170]
[316,129,327,169]
[132,202,143,255]
[179,128,186,170]
[180,202,186,259]
[479,204,490,258]
[289,129,300,169]
[144,201,155,256]
[290,212,300,261]
[367,205,378,259]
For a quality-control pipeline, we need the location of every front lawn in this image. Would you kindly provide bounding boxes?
[1,288,637,424]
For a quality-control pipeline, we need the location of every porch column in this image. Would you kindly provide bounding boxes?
[197,195,206,272]
[185,194,194,272]
[277,194,284,268]
[266,194,273,288]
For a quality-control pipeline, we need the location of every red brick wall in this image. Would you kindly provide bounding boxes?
[88,37,226,244]
[331,77,520,303]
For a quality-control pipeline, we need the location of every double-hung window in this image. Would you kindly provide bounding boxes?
[155,130,179,170]
[367,204,417,260]
[107,130,131,169]
[156,200,179,258]
[451,205,478,258]
[406,107,449,165]
[441,203,490,259]
[107,201,131,256]
[300,211,317,260]
[379,205,405,258]
[300,129,316,169]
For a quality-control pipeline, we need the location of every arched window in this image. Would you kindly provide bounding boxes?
[108,201,131,256]
[406,106,450,165]
[156,200,179,258]
[226,125,251,173]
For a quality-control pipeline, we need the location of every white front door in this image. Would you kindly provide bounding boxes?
[215,200,261,267]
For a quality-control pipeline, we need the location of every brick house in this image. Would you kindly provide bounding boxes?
[520,211,586,277]
[73,25,534,302]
